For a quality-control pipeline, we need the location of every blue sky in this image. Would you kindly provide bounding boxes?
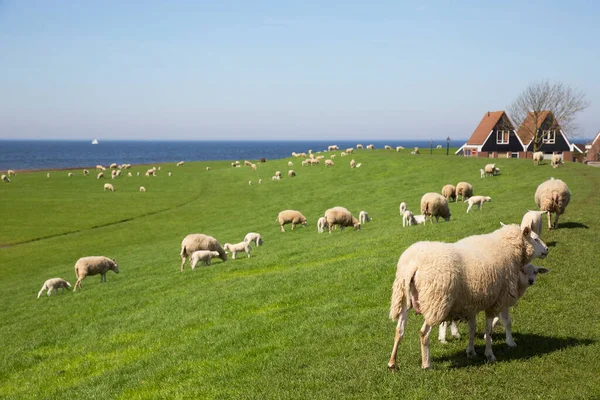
[1,0,598,140]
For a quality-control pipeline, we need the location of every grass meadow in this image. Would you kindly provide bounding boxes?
[1,148,599,399]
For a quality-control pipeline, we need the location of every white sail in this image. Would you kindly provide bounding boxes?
[92,138,99,145]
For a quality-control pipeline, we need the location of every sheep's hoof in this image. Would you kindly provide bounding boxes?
[452,333,461,339]
[439,339,448,344]
[506,340,517,348]
[387,363,397,372]
[466,350,477,359]
[422,366,433,371]
[486,354,496,363]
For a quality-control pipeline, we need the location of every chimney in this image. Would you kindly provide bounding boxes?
[487,111,490,117]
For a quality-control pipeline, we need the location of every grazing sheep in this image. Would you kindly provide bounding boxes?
[387,224,549,370]
[96,165,104,170]
[324,206,360,233]
[345,148,354,154]
[420,193,451,223]
[520,210,546,237]
[180,234,228,271]
[258,179,262,184]
[413,147,420,154]
[110,163,118,169]
[328,145,339,151]
[551,154,562,168]
[288,170,296,177]
[534,178,571,229]
[137,172,140,176]
[484,164,496,177]
[325,159,334,167]
[480,168,485,179]
[330,154,336,159]
[37,278,72,298]
[399,202,407,215]
[272,175,280,181]
[74,256,119,291]
[190,250,221,269]
[224,241,252,259]
[533,151,544,166]
[456,182,473,202]
[359,210,371,224]
[83,169,89,176]
[385,145,392,150]
[466,196,492,213]
[7,169,16,176]
[251,163,257,170]
[366,144,375,150]
[317,216,327,233]
[439,264,550,346]
[396,146,404,151]
[277,210,307,232]
[436,145,442,149]
[356,144,364,149]
[402,210,416,227]
[441,184,457,202]
[67,172,74,177]
[356,163,362,168]
[275,171,282,178]
[350,159,356,168]
[206,167,211,171]
[46,173,50,178]
[97,172,104,179]
[127,172,132,177]
[177,161,185,166]
[168,172,172,177]
[310,158,320,165]
[103,183,115,192]
[1,174,10,183]
[139,186,146,192]
[248,180,252,185]
[288,161,294,167]
[244,232,263,246]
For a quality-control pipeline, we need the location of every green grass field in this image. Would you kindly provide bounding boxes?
[1,149,599,399]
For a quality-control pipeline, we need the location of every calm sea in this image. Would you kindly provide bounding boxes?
[0,139,466,171]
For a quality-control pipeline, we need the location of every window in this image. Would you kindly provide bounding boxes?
[511,152,519,158]
[496,130,510,144]
[465,149,472,156]
[542,130,556,144]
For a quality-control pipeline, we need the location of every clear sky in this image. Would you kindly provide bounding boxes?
[1,0,598,141]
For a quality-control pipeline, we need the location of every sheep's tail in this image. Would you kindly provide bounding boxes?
[37,284,47,299]
[389,262,417,321]
[180,245,186,258]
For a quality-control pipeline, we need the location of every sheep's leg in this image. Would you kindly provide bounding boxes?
[499,309,516,347]
[466,203,472,213]
[291,223,295,231]
[232,252,236,260]
[387,308,408,371]
[280,224,285,233]
[419,322,433,369]
[547,211,553,230]
[484,316,496,362]
[466,317,477,358]
[47,288,52,296]
[101,273,106,283]
[181,256,187,272]
[553,213,560,229]
[438,321,448,343]
[450,321,460,339]
[75,278,83,291]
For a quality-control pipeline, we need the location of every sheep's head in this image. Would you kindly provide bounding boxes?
[352,218,361,230]
[523,226,549,260]
[110,259,119,274]
[211,251,220,258]
[520,264,550,286]
[485,196,492,202]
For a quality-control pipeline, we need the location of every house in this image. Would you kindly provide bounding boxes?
[456,111,526,158]
[585,131,600,162]
[516,111,582,161]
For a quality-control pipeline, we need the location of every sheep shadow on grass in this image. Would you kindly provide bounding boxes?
[558,222,589,229]
[434,333,595,369]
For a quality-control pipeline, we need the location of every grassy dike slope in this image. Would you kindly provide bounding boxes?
[1,149,599,399]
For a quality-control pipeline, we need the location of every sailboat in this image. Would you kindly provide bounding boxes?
[92,138,99,145]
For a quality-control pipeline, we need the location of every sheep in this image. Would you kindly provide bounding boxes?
[110,163,118,169]
[534,178,571,230]
[96,165,104,171]
[67,172,74,177]
[520,210,546,238]
[7,169,16,176]
[420,192,451,223]
[139,186,146,192]
[366,144,375,150]
[74,256,119,291]
[251,163,257,170]
[224,241,252,259]
[396,146,404,151]
[180,234,228,271]
[330,154,336,159]
[480,168,486,179]
[438,264,550,346]
[385,145,392,150]
[356,144,364,149]
[275,171,282,178]
[177,161,185,166]
[466,195,492,213]
[484,163,496,177]
[402,210,416,227]
[317,216,327,233]
[277,210,307,232]
[436,145,442,149]
[356,163,362,168]
[37,278,72,298]
[551,154,562,168]
[441,184,456,202]
[190,250,221,269]
[345,148,354,154]
[288,161,294,167]
[244,232,263,246]
[206,167,211,171]
[288,170,296,177]
[272,175,280,181]
[325,159,334,167]
[359,210,371,224]
[399,202,407,215]
[258,179,262,184]
[1,174,10,183]
[168,172,172,177]
[103,183,115,192]
[46,173,50,178]
[128,172,132,177]
[137,172,140,176]
[248,180,252,186]
[83,169,89,176]
[413,147,420,154]
[350,159,356,168]
[231,162,237,168]
[456,182,473,202]
[533,151,544,166]
[328,145,339,151]
[324,206,360,233]
[310,158,320,165]
[97,172,104,179]
[387,224,549,370]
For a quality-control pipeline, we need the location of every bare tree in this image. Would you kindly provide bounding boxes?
[508,80,590,152]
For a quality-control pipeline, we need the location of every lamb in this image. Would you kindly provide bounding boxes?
[350,159,356,168]
[103,183,115,191]
[244,232,264,246]
[275,171,282,178]
[180,233,228,271]
[190,250,221,269]
[324,206,360,233]
[441,184,456,202]
[534,178,571,229]
[224,241,252,259]
[317,216,327,233]
[345,148,354,153]
[399,202,407,215]
[402,210,426,227]
[177,161,185,166]
[359,210,371,224]
[277,210,307,232]
[420,193,451,223]
[74,256,119,291]
[355,163,362,168]
[46,173,50,178]
[128,172,132,177]
[272,175,280,181]
[520,210,546,237]
[288,161,294,167]
[206,167,211,171]
[7,169,16,176]
[484,163,496,177]
[551,154,562,168]
[387,224,549,370]
[480,168,485,179]
[1,174,10,183]
[168,172,172,177]
[396,146,404,151]
[413,147,420,154]
[37,278,72,298]
[67,172,74,177]
[438,264,550,346]
[258,178,262,184]
[385,145,392,150]
[288,170,296,177]
[366,144,375,150]
[456,182,473,202]
[248,180,252,185]
[356,144,364,149]
[97,172,104,179]
[251,163,257,170]
[139,186,146,192]
[110,163,118,169]
[325,159,334,167]
[466,195,492,213]
[83,169,89,176]
[533,151,544,166]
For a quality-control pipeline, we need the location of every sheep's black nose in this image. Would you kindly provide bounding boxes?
[529,279,534,285]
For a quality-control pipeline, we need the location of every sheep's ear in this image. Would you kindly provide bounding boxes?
[522,226,531,236]
[537,267,550,274]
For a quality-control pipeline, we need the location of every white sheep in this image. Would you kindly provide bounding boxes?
[244,232,263,246]
[551,154,562,168]
[441,184,456,202]
[67,172,74,177]
[96,165,104,171]
[224,241,252,259]
[37,278,72,298]
[356,163,362,168]
[288,170,296,177]
[74,256,119,291]
[97,172,104,179]
[251,163,257,170]
[356,144,364,149]
[190,250,221,269]
[103,183,115,192]
[180,234,228,271]
[206,167,211,171]
[399,202,407,215]
[248,180,252,185]
[480,168,485,179]
[420,192,451,223]
[7,169,16,176]
[137,172,140,176]
[324,206,360,233]
[277,210,307,232]
[83,169,89,176]
[484,163,496,177]
[139,186,146,192]
[366,144,375,150]
[533,151,544,166]
[128,172,132,177]
[110,163,118,169]
[345,148,354,153]
[177,161,185,166]
[466,195,492,213]
[275,171,282,178]
[396,146,404,151]
[258,179,262,184]
[387,224,549,370]
[385,145,392,150]
[350,159,356,168]
[325,159,334,167]
[456,182,473,202]
[317,216,327,233]
[520,210,546,237]
[46,173,50,178]
[534,178,571,229]
[402,210,416,227]
[288,161,294,167]
[358,210,371,224]
[1,174,10,183]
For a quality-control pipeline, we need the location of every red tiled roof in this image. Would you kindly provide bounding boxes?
[466,111,506,145]
[516,111,553,144]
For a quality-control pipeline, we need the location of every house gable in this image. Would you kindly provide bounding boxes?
[466,111,505,146]
[524,113,572,153]
[480,113,523,152]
